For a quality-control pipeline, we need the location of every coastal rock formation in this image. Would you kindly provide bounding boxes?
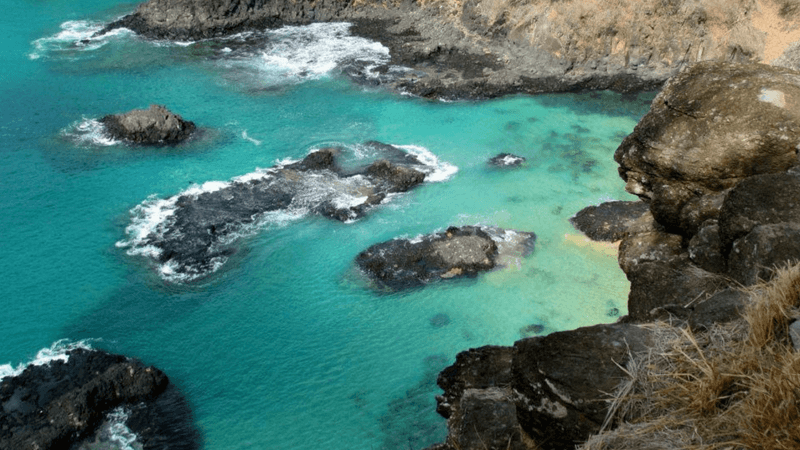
[103,0,800,98]
[432,62,800,449]
[429,324,652,450]
[0,348,199,450]
[120,142,438,280]
[488,153,526,167]
[101,104,196,145]
[356,226,535,290]
[615,61,800,234]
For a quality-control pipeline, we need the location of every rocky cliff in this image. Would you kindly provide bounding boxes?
[105,0,800,98]
[427,61,800,449]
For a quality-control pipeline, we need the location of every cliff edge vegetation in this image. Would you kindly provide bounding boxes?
[582,262,800,450]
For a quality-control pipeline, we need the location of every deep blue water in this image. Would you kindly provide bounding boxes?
[0,1,654,448]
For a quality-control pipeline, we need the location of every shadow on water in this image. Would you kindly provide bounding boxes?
[379,354,449,450]
[536,90,657,118]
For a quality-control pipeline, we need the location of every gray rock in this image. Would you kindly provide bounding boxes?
[101,105,196,145]
[356,226,535,290]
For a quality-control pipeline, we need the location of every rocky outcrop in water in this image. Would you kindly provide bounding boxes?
[101,104,196,145]
[569,201,649,242]
[488,153,526,167]
[121,142,439,280]
[356,226,535,290]
[0,348,199,450]
[103,0,800,99]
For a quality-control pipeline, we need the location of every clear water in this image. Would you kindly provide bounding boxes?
[0,1,654,448]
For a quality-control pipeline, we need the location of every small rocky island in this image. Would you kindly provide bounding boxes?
[0,348,199,449]
[101,104,196,145]
[356,226,536,290]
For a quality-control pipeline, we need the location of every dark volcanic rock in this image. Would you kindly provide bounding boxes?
[512,323,653,450]
[625,261,731,322]
[0,348,198,450]
[101,105,196,145]
[615,62,800,234]
[718,172,800,252]
[434,346,527,450]
[570,200,649,242]
[355,226,535,290]
[727,223,800,285]
[121,142,434,281]
[488,153,526,167]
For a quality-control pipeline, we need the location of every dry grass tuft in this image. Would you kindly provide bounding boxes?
[582,262,800,450]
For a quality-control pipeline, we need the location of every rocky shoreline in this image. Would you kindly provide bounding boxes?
[424,61,800,449]
[100,0,800,99]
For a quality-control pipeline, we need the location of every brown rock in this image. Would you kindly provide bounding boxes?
[615,62,800,233]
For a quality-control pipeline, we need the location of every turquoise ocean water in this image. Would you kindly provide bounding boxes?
[0,1,654,448]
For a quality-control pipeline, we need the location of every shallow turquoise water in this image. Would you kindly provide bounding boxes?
[0,1,654,448]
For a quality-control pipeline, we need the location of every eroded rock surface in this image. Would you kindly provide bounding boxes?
[101,104,196,145]
[356,226,535,290]
[615,62,800,234]
[0,349,199,450]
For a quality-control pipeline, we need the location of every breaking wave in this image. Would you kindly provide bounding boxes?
[29,20,131,60]
[0,339,95,379]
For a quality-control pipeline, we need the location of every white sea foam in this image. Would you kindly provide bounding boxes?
[120,143,455,280]
[29,20,131,60]
[397,145,459,182]
[0,339,95,379]
[222,22,389,86]
[76,406,143,450]
[62,118,119,147]
[242,130,262,146]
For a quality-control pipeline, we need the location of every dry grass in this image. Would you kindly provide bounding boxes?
[581,262,800,450]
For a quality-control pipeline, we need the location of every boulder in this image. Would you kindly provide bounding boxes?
[727,223,800,285]
[101,105,196,145]
[0,348,198,450]
[512,323,653,450]
[615,62,800,234]
[356,226,535,290]
[625,261,731,322]
[570,201,649,242]
[718,172,800,252]
[488,153,526,167]
[616,211,686,275]
[364,159,426,193]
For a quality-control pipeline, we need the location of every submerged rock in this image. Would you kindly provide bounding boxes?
[100,104,196,145]
[0,348,199,450]
[356,226,535,290]
[488,153,526,167]
[119,141,443,281]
